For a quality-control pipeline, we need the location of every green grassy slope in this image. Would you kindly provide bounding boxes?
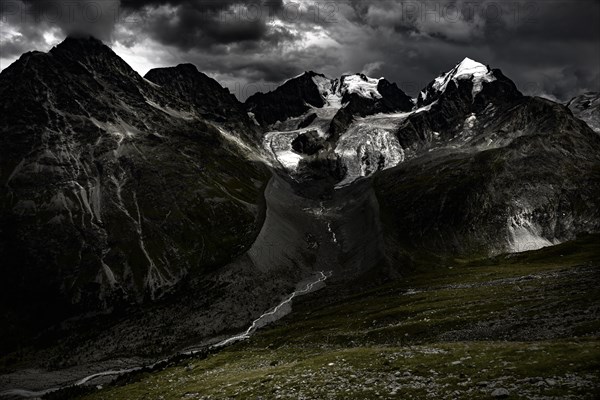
[76,235,600,399]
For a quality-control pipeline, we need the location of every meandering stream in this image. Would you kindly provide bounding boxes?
[2,172,386,399]
[0,271,330,399]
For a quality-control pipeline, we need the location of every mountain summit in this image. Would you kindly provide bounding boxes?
[144,63,262,143]
[416,57,521,108]
[418,57,495,104]
[0,36,270,351]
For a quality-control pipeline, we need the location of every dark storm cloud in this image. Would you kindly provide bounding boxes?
[109,0,342,85]
[20,0,120,40]
[0,14,49,59]
[117,0,288,50]
[116,0,598,100]
[121,0,283,11]
[0,0,121,64]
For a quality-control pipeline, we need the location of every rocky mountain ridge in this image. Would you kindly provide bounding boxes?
[0,36,271,353]
[246,70,413,131]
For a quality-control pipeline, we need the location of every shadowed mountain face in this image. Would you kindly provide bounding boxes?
[328,76,415,137]
[0,37,270,350]
[245,71,327,127]
[375,62,600,258]
[144,64,262,145]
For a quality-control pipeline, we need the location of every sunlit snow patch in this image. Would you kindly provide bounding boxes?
[341,74,383,99]
[217,127,270,164]
[507,212,560,253]
[263,130,304,172]
[312,73,383,104]
[145,100,195,120]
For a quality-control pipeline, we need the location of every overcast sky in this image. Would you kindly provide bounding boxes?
[1,0,599,101]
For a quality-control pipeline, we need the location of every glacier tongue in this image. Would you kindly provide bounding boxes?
[334,111,414,188]
[335,122,404,188]
[263,96,435,185]
[264,130,305,172]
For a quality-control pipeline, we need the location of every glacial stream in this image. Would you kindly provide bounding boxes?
[0,271,330,399]
[2,171,386,399]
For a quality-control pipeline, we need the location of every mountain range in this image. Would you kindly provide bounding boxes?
[1,36,599,394]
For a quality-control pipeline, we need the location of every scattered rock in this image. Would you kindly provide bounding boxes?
[491,388,510,398]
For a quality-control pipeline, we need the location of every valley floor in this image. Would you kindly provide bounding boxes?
[74,236,600,399]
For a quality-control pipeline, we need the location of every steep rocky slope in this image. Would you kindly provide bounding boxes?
[144,64,262,145]
[0,37,271,352]
[245,71,327,127]
[375,60,600,258]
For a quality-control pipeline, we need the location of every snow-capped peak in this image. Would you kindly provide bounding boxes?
[341,74,383,99]
[432,57,496,98]
[452,57,490,80]
[310,73,383,107]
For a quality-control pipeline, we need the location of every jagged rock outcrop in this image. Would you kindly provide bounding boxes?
[328,75,413,137]
[567,92,600,134]
[291,130,326,155]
